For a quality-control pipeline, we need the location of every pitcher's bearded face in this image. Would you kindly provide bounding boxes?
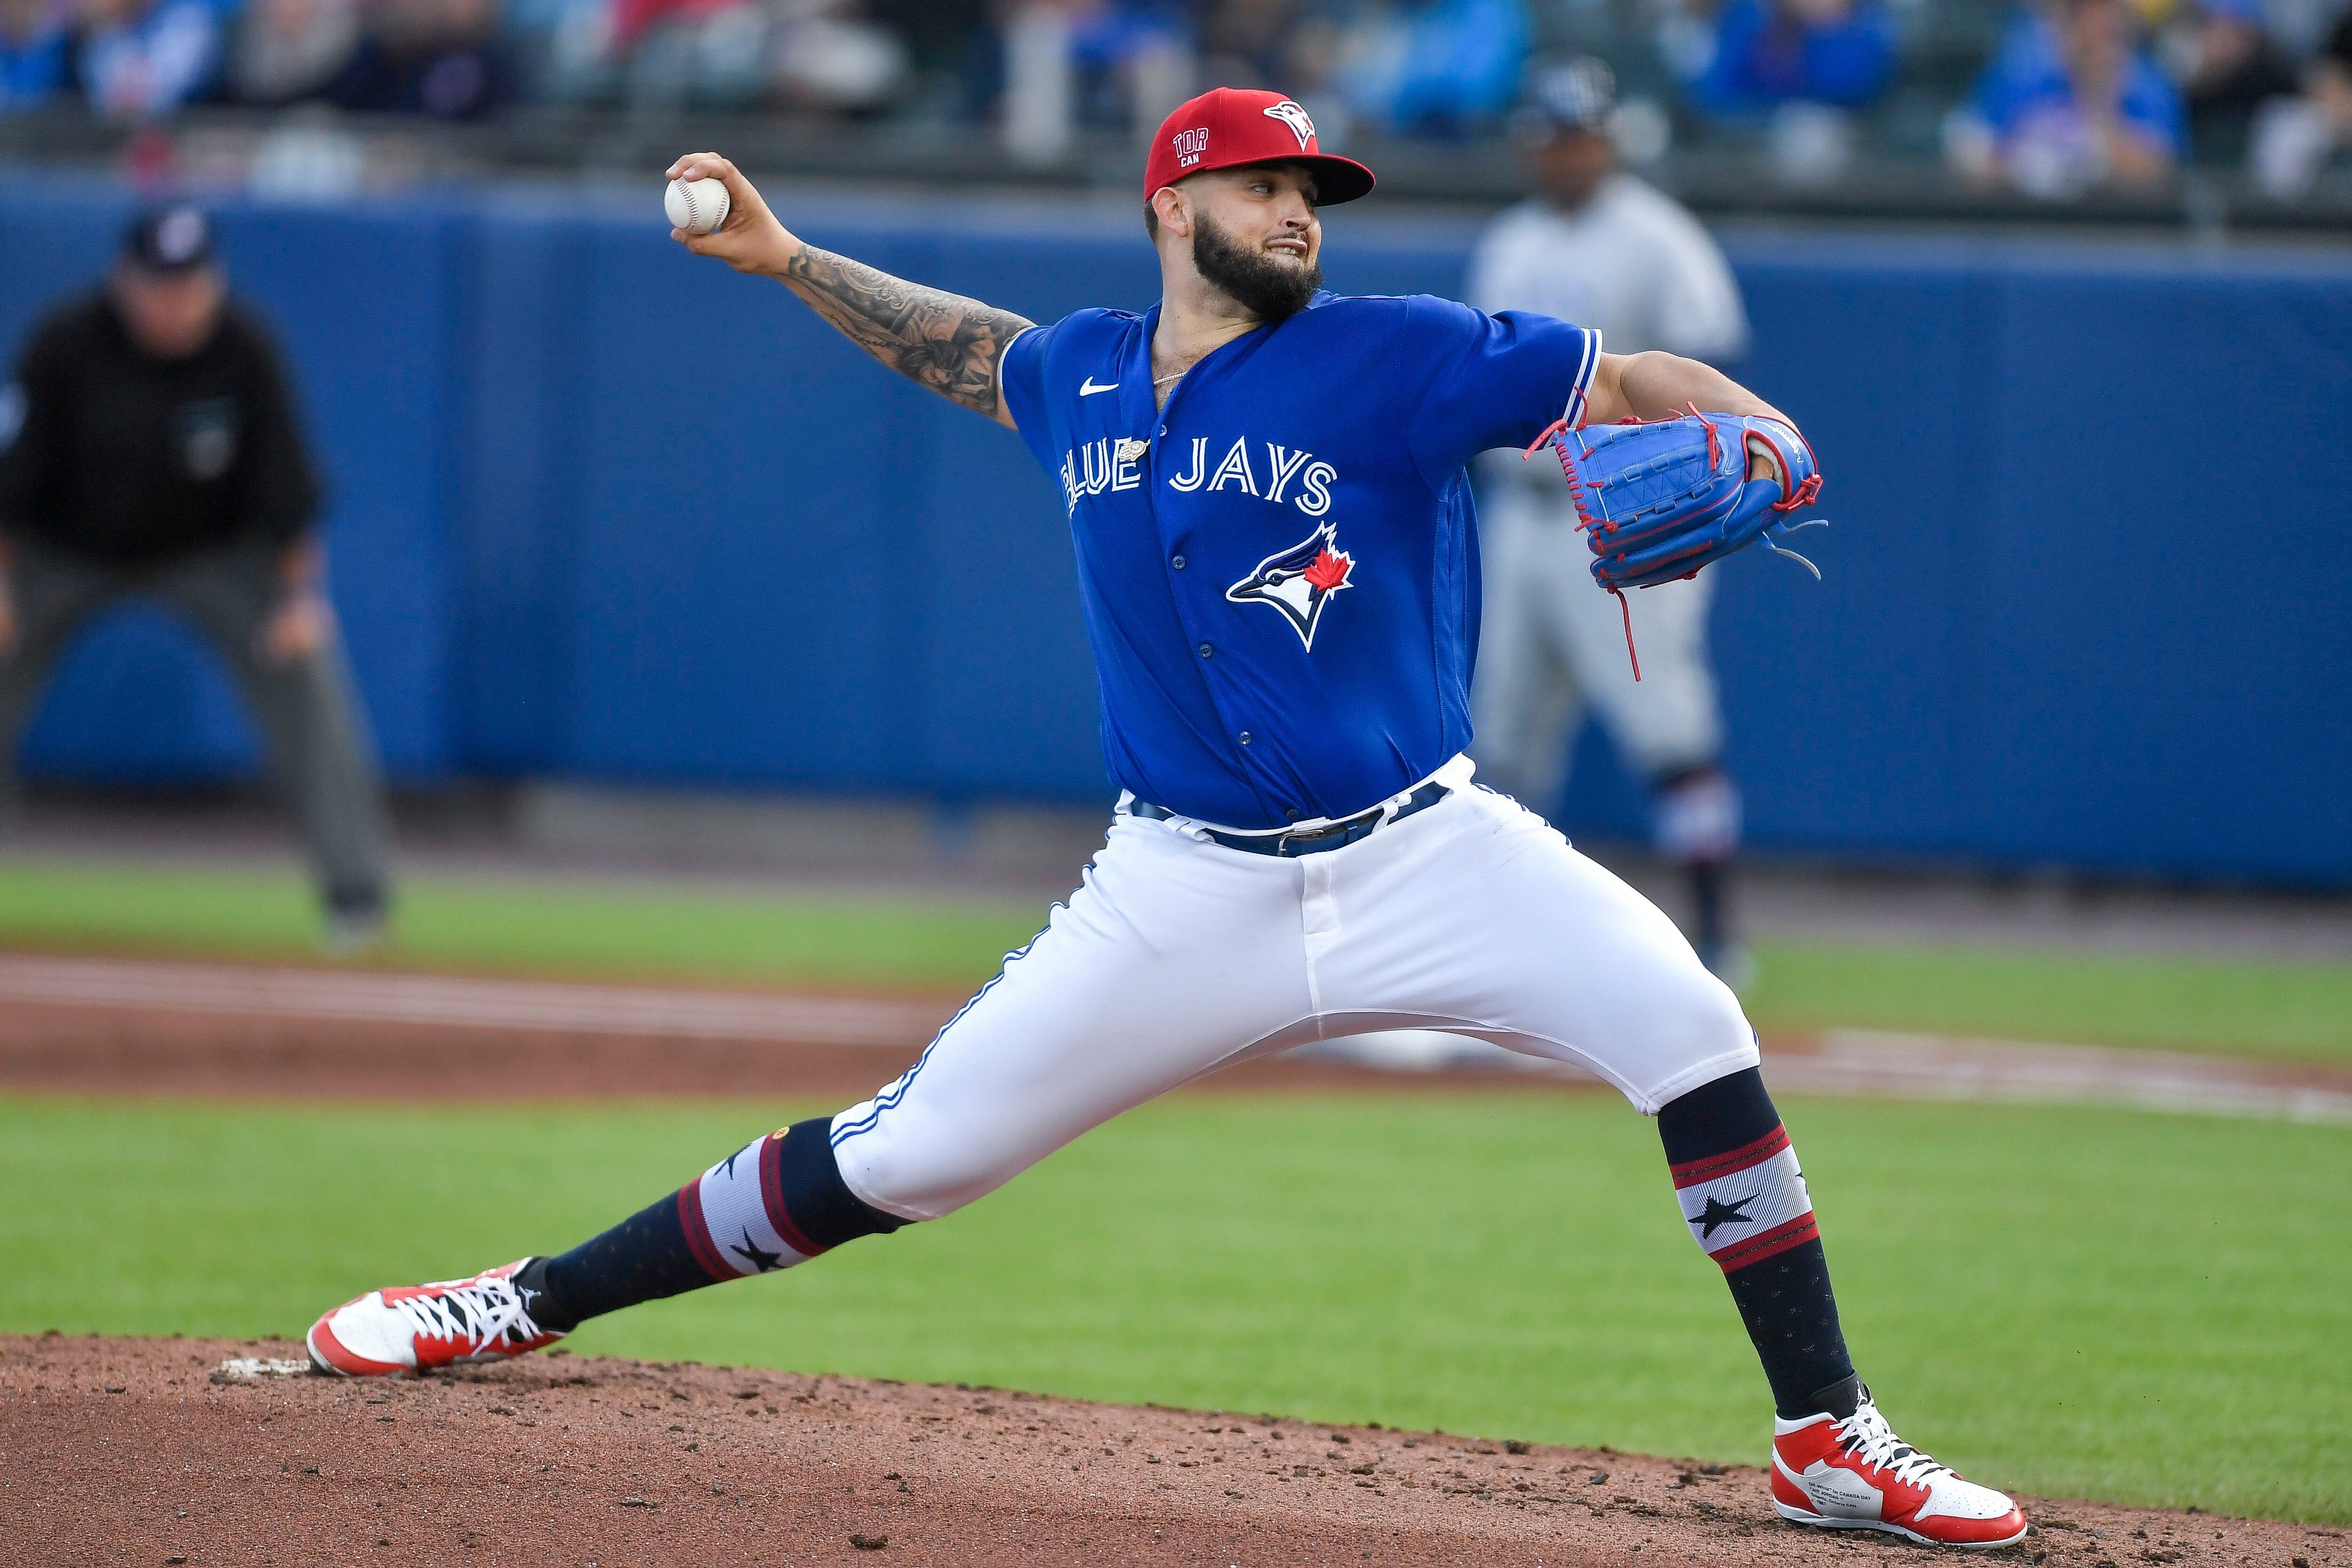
[1192,211,1323,322]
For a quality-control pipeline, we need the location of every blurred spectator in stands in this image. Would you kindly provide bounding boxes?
[867,0,991,117]
[2169,0,2296,157]
[229,0,360,103]
[1338,0,1529,137]
[1950,0,2183,195]
[772,0,911,113]
[0,205,392,953]
[1073,0,1188,129]
[605,0,759,108]
[1190,0,1352,141]
[2250,7,2352,195]
[73,0,223,116]
[1,0,71,107]
[1001,0,1188,159]
[1198,0,1329,92]
[999,0,1074,158]
[1682,0,1896,118]
[327,0,517,117]
[505,0,614,103]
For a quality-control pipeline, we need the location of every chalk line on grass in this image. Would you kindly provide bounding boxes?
[0,953,947,1045]
[1295,1029,2352,1124]
[0,953,2344,1121]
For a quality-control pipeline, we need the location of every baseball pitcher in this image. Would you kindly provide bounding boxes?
[304,89,2023,1549]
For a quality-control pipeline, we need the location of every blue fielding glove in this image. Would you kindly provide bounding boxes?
[1526,407,1830,594]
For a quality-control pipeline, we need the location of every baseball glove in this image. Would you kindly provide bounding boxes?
[1526,406,1829,595]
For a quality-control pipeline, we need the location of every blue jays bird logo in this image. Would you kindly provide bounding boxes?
[1263,99,1316,150]
[1226,523,1354,649]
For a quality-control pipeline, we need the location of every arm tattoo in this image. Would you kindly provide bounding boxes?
[782,246,1033,417]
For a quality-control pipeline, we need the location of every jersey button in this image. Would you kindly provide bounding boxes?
[1284,808,1300,821]
[1171,555,1186,570]
[1239,731,1252,745]
[1198,642,1213,658]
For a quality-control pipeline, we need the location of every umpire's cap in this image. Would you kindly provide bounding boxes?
[1522,58,1618,136]
[123,203,218,274]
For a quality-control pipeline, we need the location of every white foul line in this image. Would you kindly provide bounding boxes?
[1297,1027,2352,1124]
[0,955,2344,1122]
[0,953,949,1047]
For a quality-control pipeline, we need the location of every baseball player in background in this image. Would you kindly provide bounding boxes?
[304,89,2024,1549]
[1469,59,1756,982]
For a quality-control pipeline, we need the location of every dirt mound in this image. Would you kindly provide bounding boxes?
[5,1335,2335,1568]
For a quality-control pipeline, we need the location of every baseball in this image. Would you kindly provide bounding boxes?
[665,177,731,236]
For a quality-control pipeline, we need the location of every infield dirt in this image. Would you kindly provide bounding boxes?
[8,1334,2341,1568]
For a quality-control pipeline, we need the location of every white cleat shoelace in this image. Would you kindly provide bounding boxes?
[386,1275,540,1358]
[1830,1397,1955,1489]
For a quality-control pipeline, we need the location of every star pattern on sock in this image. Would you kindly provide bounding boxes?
[1697,1192,1759,1239]
[730,1229,785,1273]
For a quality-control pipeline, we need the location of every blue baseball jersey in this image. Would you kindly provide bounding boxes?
[999,290,1598,830]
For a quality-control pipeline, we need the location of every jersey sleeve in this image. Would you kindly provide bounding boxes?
[995,317,1060,470]
[1402,294,1599,490]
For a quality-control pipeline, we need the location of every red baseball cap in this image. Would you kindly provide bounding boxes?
[1145,88,1376,207]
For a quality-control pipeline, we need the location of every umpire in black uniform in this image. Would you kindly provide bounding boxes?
[0,204,391,950]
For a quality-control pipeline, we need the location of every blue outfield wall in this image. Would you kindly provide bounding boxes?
[1,178,2347,885]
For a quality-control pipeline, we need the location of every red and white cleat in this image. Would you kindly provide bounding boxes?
[1772,1388,2027,1549]
[307,1259,564,1378]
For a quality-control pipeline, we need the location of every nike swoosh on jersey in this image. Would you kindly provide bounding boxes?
[1080,377,1119,396]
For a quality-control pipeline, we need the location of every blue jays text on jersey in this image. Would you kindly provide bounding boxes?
[999,291,1599,832]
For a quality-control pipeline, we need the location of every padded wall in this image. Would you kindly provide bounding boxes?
[3,180,2345,883]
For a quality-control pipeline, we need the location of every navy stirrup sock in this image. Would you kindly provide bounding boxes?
[518,1117,904,1333]
[1657,1067,1859,1420]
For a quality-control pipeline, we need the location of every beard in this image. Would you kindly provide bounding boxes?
[1192,214,1323,323]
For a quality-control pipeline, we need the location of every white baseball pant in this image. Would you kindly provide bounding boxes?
[828,756,1759,1222]
[1472,484,1725,809]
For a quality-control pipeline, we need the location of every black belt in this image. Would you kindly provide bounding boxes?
[1128,780,1450,858]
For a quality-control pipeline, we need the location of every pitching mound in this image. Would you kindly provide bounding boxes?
[5,1336,2332,1567]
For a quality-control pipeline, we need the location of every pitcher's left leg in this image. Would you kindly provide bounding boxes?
[1662,1066,2024,1546]
[1319,788,2024,1548]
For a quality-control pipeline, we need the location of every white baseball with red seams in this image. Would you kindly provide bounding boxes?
[665,177,731,236]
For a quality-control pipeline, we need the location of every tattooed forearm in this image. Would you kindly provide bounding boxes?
[781,246,1033,417]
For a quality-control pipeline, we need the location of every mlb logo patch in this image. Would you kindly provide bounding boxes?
[175,397,241,482]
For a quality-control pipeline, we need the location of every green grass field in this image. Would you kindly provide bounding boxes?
[4,856,2351,1058]
[1,1092,2344,1523]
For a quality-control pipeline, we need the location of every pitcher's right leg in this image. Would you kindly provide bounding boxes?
[308,814,1311,1375]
